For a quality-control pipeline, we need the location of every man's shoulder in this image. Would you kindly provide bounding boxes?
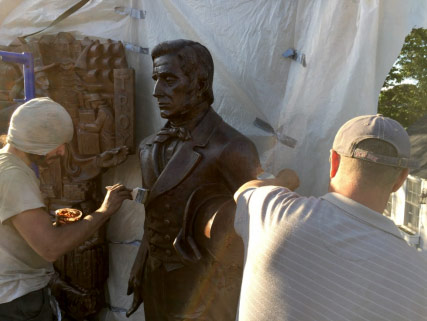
[238,186,312,212]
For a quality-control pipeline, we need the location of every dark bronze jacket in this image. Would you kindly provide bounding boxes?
[131,107,260,320]
[138,108,260,264]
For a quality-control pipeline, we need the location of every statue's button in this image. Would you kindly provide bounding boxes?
[165,249,172,256]
[164,234,171,241]
[165,204,171,210]
[164,219,171,225]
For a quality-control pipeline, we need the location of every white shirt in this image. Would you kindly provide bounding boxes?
[235,186,427,321]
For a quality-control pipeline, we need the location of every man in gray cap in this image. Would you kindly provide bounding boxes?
[0,97,131,320]
[234,115,427,321]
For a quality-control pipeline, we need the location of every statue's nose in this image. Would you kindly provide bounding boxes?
[153,81,163,98]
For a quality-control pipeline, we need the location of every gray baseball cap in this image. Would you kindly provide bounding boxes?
[333,114,419,169]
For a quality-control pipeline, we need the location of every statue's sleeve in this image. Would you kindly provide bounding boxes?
[174,134,260,263]
[174,183,241,264]
[179,135,260,262]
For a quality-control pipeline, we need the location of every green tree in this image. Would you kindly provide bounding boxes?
[378,28,427,128]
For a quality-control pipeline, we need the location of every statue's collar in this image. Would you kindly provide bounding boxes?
[166,107,211,133]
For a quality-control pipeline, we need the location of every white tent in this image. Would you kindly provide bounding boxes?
[1,1,426,320]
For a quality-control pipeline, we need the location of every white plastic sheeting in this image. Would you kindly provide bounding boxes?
[1,0,426,194]
[1,1,426,319]
[101,154,146,320]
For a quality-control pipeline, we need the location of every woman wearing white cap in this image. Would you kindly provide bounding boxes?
[0,97,131,320]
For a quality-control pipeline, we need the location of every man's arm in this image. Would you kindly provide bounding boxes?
[234,168,300,201]
[11,183,131,262]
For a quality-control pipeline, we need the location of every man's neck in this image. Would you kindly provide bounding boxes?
[329,183,390,214]
[2,144,32,166]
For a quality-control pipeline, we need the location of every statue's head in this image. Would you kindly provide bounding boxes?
[35,71,49,90]
[85,93,106,109]
[151,39,214,121]
[34,63,56,91]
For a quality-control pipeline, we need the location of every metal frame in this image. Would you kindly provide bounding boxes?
[0,51,35,102]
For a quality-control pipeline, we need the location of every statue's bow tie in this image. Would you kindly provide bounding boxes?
[154,127,192,143]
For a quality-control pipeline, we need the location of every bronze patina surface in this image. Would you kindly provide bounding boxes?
[127,39,261,321]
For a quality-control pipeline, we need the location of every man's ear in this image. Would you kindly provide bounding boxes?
[330,150,341,179]
[392,168,409,192]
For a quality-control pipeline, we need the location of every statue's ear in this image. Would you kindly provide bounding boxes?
[197,78,208,97]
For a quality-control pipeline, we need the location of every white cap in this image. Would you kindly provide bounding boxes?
[7,97,74,155]
[333,114,419,169]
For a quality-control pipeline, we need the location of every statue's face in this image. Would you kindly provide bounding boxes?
[89,100,103,109]
[60,62,74,70]
[35,72,49,90]
[152,54,195,120]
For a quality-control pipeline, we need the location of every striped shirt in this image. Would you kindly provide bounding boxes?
[234,186,427,321]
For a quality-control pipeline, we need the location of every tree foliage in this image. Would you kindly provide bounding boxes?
[378,28,427,128]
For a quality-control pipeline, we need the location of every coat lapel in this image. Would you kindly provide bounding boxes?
[146,109,222,205]
[139,137,161,188]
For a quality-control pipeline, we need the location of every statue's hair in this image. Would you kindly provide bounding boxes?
[339,139,403,187]
[151,39,214,105]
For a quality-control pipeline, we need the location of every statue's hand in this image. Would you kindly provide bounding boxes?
[126,239,148,317]
[126,273,143,317]
[98,146,129,168]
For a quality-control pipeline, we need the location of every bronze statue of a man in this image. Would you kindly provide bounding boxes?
[127,39,260,321]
